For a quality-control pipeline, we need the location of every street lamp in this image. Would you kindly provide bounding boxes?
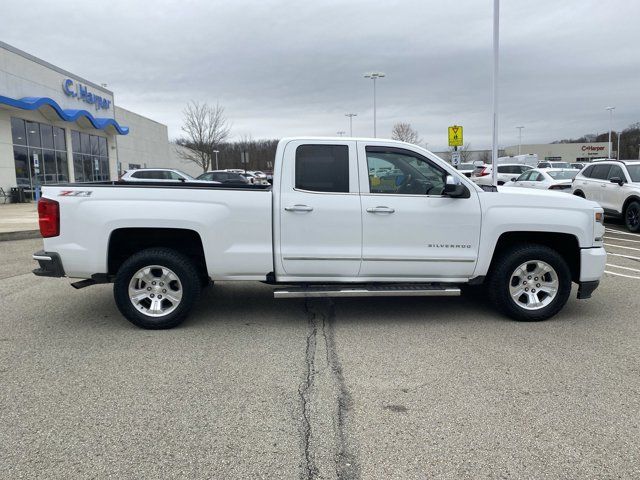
[364,72,385,137]
[345,113,357,136]
[490,0,500,186]
[516,126,524,155]
[336,131,346,137]
[605,107,615,159]
[213,149,220,170]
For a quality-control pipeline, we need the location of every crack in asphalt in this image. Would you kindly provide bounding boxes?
[299,298,359,480]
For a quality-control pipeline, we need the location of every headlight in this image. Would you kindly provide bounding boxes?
[594,209,605,242]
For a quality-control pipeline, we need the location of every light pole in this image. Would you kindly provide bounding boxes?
[213,149,219,170]
[345,113,357,136]
[516,126,524,155]
[605,106,615,159]
[336,131,346,137]
[490,0,500,186]
[364,72,385,137]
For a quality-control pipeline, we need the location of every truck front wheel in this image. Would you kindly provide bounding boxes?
[488,244,572,321]
[114,248,201,329]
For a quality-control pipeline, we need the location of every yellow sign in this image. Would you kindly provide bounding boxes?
[448,125,463,147]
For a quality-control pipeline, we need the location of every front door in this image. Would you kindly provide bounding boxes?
[277,140,362,278]
[358,143,481,280]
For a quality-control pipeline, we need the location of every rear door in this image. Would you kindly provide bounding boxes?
[277,140,361,278]
[358,143,481,279]
[602,164,627,213]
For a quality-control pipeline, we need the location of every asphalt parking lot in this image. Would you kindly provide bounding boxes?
[1,232,639,479]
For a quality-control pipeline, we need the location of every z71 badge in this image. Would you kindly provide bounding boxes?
[58,190,93,197]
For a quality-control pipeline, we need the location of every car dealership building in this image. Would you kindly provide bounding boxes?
[0,41,192,195]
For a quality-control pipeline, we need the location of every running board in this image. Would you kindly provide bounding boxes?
[273,284,461,299]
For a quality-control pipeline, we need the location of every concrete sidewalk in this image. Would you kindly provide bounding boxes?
[0,203,39,241]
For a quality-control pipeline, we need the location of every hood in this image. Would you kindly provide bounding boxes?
[494,185,600,209]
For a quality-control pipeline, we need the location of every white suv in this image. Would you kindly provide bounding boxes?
[471,163,533,186]
[572,160,640,232]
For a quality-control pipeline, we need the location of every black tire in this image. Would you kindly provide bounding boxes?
[114,248,201,329]
[487,244,572,322]
[624,200,640,233]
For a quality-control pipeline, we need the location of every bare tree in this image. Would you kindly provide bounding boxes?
[449,143,472,162]
[176,101,231,172]
[391,122,422,145]
[479,150,491,163]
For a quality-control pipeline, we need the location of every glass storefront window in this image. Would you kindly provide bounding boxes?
[71,130,109,182]
[11,118,26,145]
[53,127,66,151]
[25,122,41,148]
[11,118,71,189]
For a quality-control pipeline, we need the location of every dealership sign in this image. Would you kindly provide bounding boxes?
[62,78,111,111]
[581,145,605,152]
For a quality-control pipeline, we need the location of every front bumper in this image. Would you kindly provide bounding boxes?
[579,246,607,282]
[32,250,65,277]
[577,280,599,299]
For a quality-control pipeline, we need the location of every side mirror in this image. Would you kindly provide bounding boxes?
[444,175,470,198]
[511,177,517,182]
[610,177,624,186]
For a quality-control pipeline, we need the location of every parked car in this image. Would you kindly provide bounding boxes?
[504,168,578,192]
[32,137,605,329]
[537,161,571,169]
[472,163,533,186]
[572,160,640,232]
[120,168,196,182]
[197,170,250,185]
[455,163,477,178]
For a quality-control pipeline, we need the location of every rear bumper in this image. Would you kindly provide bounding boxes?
[32,250,65,277]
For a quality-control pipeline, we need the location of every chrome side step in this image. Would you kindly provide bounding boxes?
[273,283,461,299]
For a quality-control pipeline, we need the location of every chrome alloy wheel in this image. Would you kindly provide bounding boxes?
[128,265,183,317]
[508,260,559,311]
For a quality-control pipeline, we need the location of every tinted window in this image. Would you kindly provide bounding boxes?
[530,172,544,181]
[517,171,531,181]
[295,145,349,193]
[26,122,41,148]
[367,148,446,195]
[53,127,66,151]
[41,125,54,150]
[591,164,611,180]
[11,118,26,145]
[626,165,640,182]
[548,170,578,180]
[582,165,595,178]
[608,165,624,180]
[498,165,520,174]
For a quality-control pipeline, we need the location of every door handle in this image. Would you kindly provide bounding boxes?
[284,204,313,212]
[366,206,395,214]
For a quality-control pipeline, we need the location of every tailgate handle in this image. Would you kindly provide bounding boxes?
[366,206,395,214]
[285,204,313,212]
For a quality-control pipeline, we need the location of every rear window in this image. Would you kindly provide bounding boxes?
[626,165,640,182]
[548,170,578,180]
[591,164,612,180]
[295,145,349,193]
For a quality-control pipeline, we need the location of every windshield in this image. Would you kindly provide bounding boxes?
[547,170,578,180]
[627,165,640,182]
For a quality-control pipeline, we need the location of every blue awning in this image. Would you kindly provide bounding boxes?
[0,94,129,135]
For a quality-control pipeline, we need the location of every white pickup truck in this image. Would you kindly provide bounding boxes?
[33,137,607,329]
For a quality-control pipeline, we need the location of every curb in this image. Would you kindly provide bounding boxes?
[0,230,41,242]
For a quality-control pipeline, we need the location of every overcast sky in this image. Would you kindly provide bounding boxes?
[2,0,638,150]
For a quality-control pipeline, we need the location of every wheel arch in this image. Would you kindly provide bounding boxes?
[108,228,208,280]
[573,190,585,198]
[487,231,580,282]
[622,195,640,213]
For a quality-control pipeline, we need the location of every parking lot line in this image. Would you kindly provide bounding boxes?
[607,252,640,261]
[604,270,640,279]
[605,263,640,273]
[604,243,640,252]
[605,228,639,237]
[605,236,640,244]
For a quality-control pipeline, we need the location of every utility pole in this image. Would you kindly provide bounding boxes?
[213,150,219,170]
[516,126,524,155]
[345,113,357,136]
[364,73,385,137]
[605,106,615,159]
[617,131,620,160]
[491,0,500,187]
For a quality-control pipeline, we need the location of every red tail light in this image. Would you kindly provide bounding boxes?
[478,168,489,177]
[38,198,60,238]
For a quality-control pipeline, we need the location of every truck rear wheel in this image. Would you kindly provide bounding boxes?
[114,248,201,329]
[488,244,571,321]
